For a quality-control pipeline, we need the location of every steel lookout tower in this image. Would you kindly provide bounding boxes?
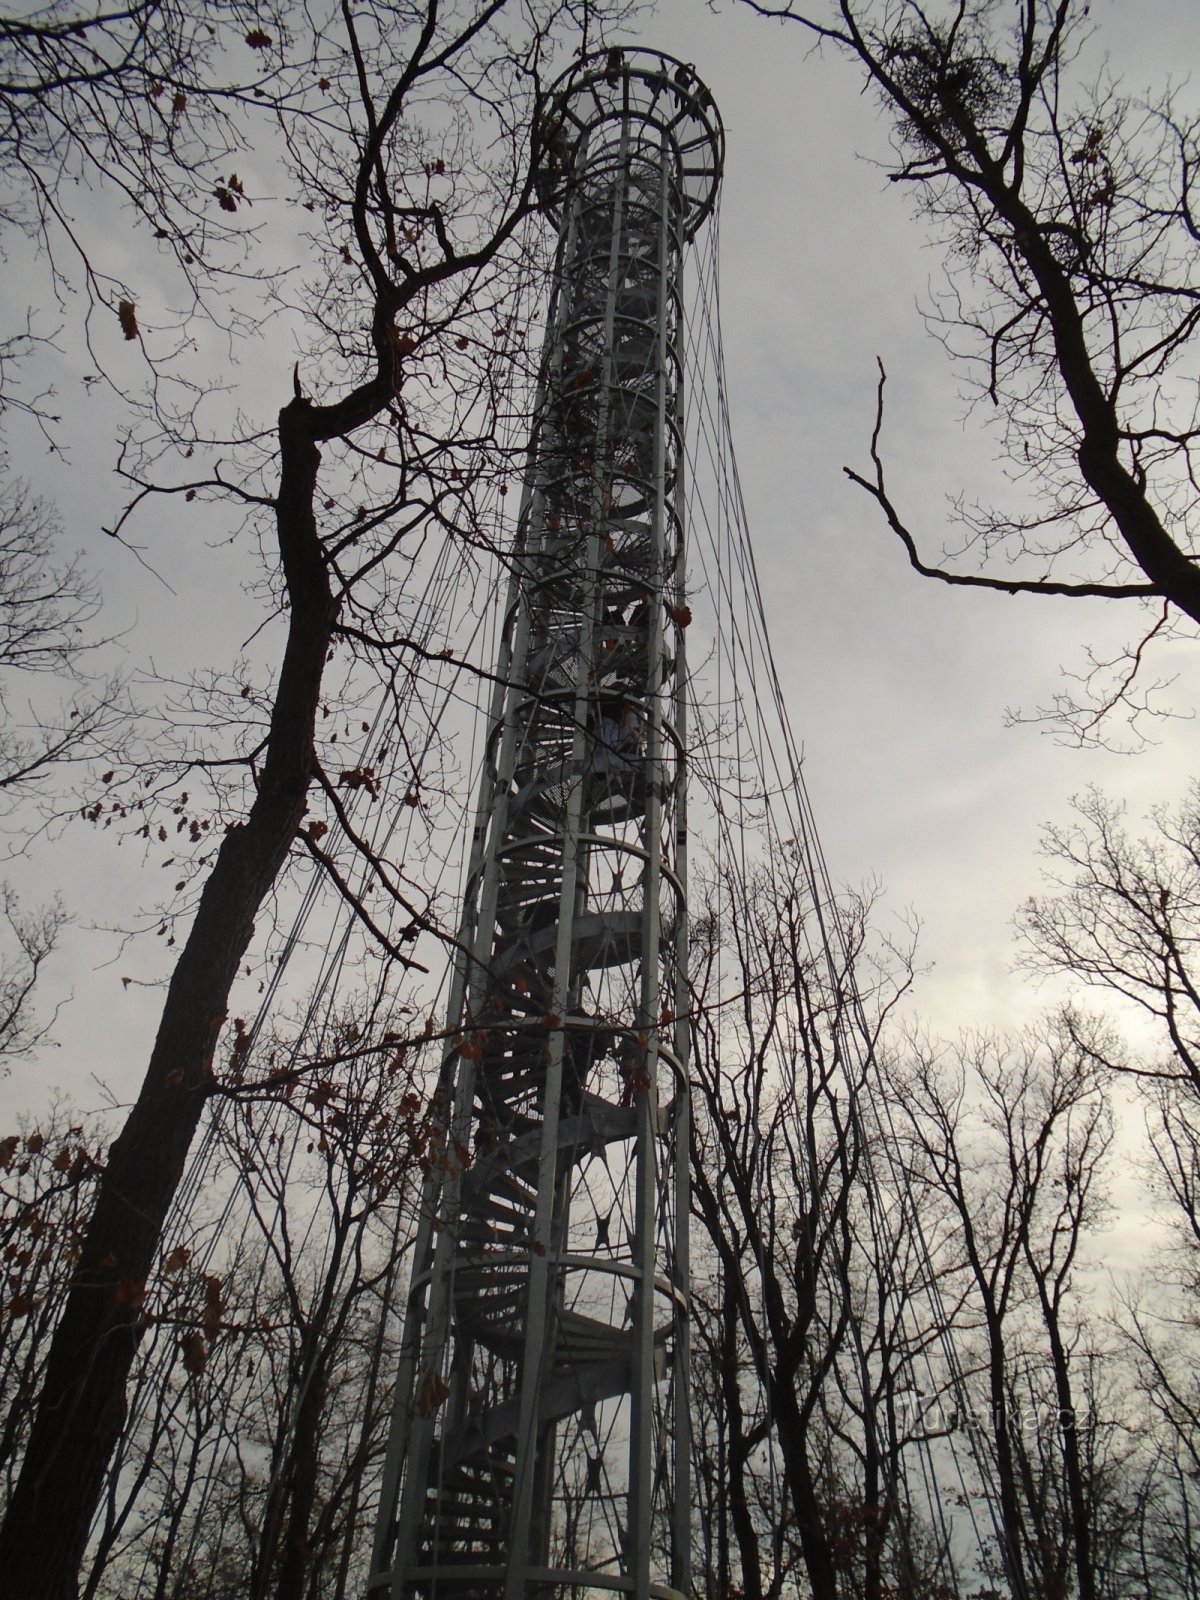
[369,47,723,1600]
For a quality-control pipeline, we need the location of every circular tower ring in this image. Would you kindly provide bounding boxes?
[541,47,724,240]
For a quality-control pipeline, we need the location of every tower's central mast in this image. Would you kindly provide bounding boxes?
[369,49,722,1600]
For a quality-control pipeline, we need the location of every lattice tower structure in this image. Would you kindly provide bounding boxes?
[368,48,723,1600]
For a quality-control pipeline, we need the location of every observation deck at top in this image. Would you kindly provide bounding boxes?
[540,47,724,241]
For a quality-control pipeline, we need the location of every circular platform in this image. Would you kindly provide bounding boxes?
[541,47,724,240]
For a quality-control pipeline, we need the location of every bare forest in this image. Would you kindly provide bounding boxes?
[0,3,1198,1599]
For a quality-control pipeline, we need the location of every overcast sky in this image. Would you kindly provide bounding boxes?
[2,0,1198,1126]
[647,0,1200,1041]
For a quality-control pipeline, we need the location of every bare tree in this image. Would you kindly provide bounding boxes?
[0,889,67,1065]
[744,0,1200,746]
[69,994,432,1600]
[892,1019,1119,1600]
[1020,784,1200,1595]
[0,1,296,412]
[0,480,128,800]
[686,840,1156,1600]
[230,1014,429,1600]
[0,478,130,1068]
[1021,784,1200,1095]
[0,1104,105,1493]
[0,4,617,1592]
[687,854,956,1600]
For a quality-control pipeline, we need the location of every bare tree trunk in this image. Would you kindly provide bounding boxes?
[722,1287,766,1600]
[0,408,335,1599]
[273,1350,328,1600]
[769,1380,840,1600]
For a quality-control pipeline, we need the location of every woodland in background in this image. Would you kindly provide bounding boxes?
[0,2,1199,1598]
[5,813,1200,1598]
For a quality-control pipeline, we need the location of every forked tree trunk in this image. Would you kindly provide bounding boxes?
[0,404,335,1600]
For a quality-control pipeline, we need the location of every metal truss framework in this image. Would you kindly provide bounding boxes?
[369,48,723,1600]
